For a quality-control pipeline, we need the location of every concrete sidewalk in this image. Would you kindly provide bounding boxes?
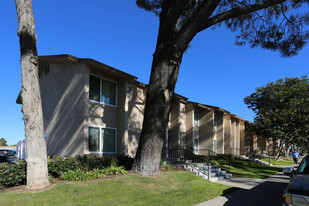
[196,172,291,206]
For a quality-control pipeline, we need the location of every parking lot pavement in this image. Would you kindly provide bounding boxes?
[196,172,290,206]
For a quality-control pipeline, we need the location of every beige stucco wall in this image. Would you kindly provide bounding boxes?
[230,118,236,154]
[40,63,88,156]
[224,114,231,154]
[196,108,213,151]
[126,83,145,157]
[86,66,145,156]
[170,98,180,149]
[185,104,194,147]
[179,101,186,147]
[167,98,187,149]
[215,111,224,154]
[239,120,245,155]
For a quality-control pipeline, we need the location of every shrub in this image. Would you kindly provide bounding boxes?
[0,161,26,190]
[217,159,228,165]
[161,164,176,171]
[116,155,134,170]
[60,166,127,181]
[48,156,79,178]
[75,155,118,170]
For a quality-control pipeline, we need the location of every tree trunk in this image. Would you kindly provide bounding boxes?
[15,0,50,189]
[132,43,184,175]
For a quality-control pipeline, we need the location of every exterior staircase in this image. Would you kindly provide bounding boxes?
[183,161,232,182]
[237,155,270,166]
[162,147,232,182]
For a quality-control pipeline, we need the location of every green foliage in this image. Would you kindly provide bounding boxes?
[0,137,8,146]
[116,155,134,170]
[0,172,232,206]
[60,166,127,181]
[0,161,26,190]
[136,1,308,56]
[244,76,309,147]
[220,160,282,179]
[0,155,130,189]
[48,155,121,178]
[48,156,79,178]
[75,154,118,170]
[160,164,176,171]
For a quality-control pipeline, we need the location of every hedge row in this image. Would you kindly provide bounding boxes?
[0,155,134,190]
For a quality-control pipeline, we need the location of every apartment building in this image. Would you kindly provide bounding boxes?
[17,54,262,157]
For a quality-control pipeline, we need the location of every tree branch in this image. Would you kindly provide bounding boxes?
[174,0,221,51]
[201,0,288,31]
[156,0,188,49]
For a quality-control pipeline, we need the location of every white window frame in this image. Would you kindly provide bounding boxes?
[88,125,117,155]
[89,74,118,107]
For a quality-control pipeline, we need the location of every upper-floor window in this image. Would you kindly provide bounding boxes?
[214,113,217,128]
[89,75,117,106]
[194,110,199,126]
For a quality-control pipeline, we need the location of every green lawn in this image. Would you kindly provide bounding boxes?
[220,160,282,179]
[0,171,232,206]
[261,157,303,166]
[261,158,293,166]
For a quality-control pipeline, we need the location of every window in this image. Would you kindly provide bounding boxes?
[193,138,199,154]
[194,110,199,126]
[213,139,217,153]
[214,113,217,128]
[89,75,117,106]
[88,126,116,154]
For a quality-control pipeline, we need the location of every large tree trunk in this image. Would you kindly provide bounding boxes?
[15,0,50,189]
[132,40,185,175]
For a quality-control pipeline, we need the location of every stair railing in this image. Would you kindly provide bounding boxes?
[162,146,211,180]
[185,146,231,173]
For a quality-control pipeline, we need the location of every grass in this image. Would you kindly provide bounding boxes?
[220,160,282,179]
[260,156,303,166]
[0,171,232,206]
[261,158,293,166]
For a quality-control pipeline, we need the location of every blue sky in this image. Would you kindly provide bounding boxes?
[0,1,308,145]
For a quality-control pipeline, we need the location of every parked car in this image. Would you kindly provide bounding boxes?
[6,149,16,156]
[0,150,8,162]
[283,155,309,206]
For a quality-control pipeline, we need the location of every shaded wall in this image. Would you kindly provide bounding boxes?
[126,83,145,156]
[215,112,224,154]
[170,98,179,149]
[185,104,194,148]
[198,108,213,151]
[224,114,231,154]
[40,63,87,156]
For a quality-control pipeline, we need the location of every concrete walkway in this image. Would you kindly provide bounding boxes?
[196,172,291,206]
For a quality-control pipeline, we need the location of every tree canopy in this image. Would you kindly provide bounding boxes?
[0,137,8,146]
[244,76,309,148]
[137,0,309,56]
[133,0,308,175]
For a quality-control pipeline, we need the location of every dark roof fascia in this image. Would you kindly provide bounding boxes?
[230,114,246,121]
[38,54,138,81]
[174,93,189,102]
[202,104,230,114]
[188,101,212,111]
[39,54,79,63]
[79,58,138,81]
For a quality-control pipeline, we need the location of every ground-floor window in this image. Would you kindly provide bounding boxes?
[88,126,117,154]
[193,138,199,154]
[213,139,217,153]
